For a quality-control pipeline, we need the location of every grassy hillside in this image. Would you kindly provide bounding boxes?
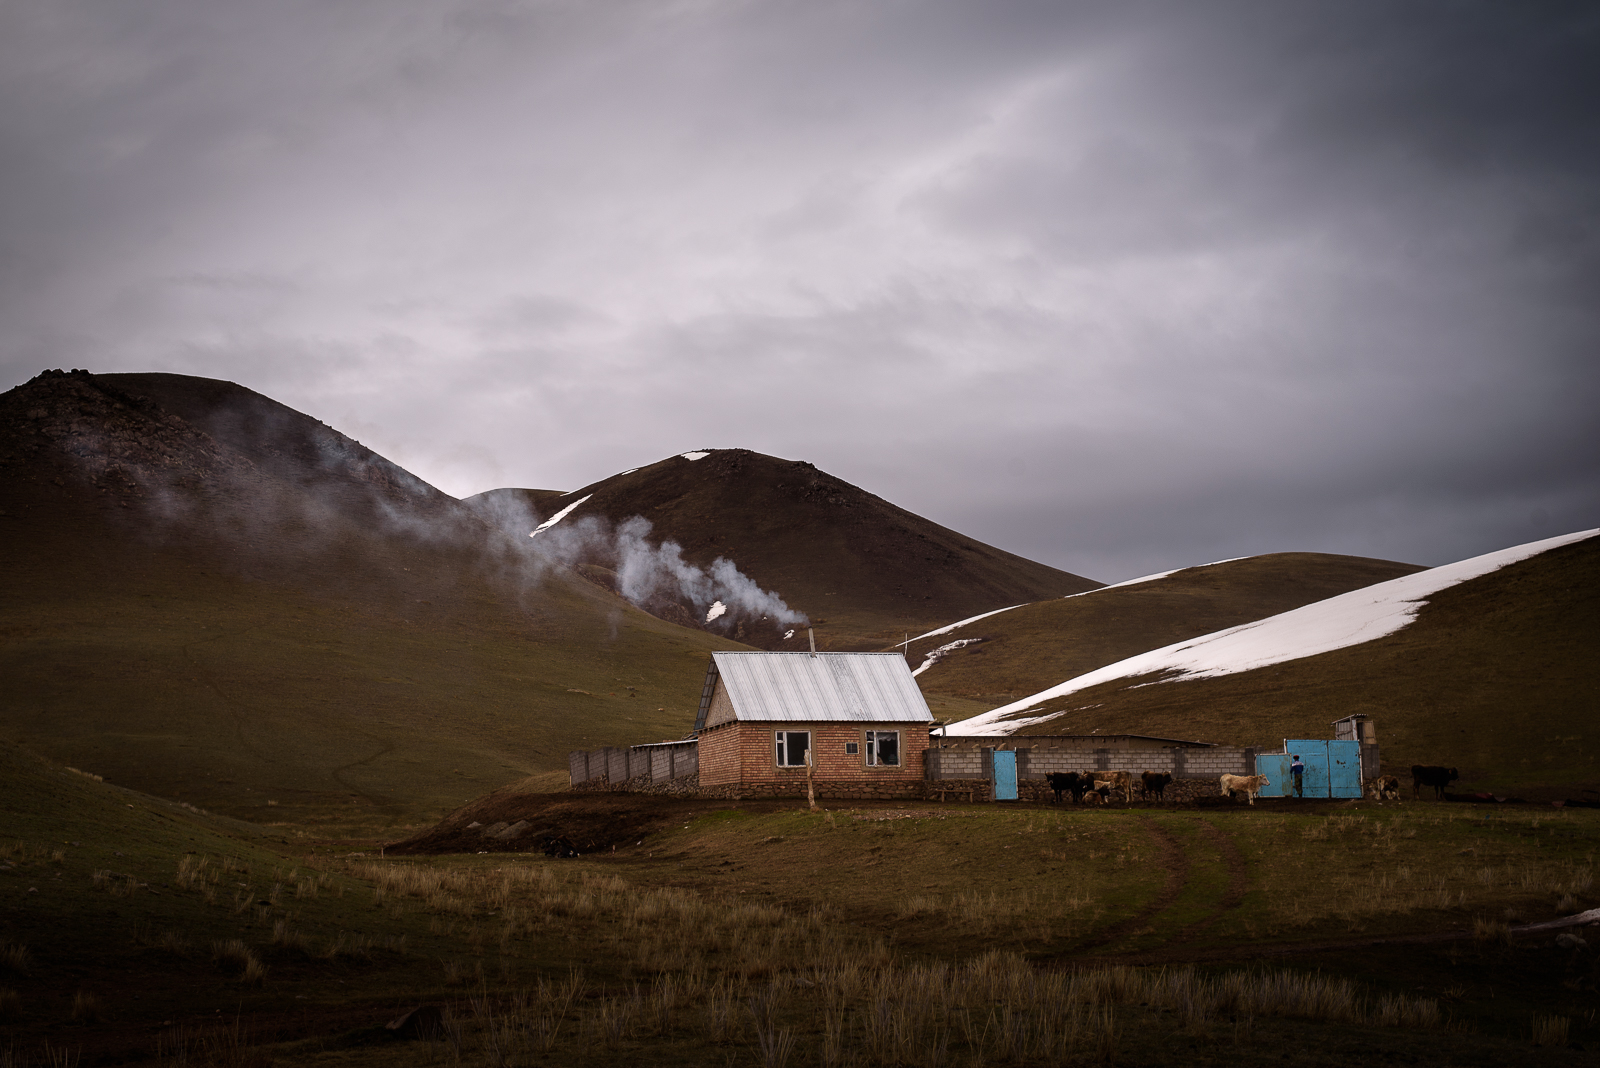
[908,552,1424,710]
[0,371,744,827]
[470,448,1102,651]
[968,534,1600,796]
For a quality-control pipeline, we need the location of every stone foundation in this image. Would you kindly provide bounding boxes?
[697,779,929,801]
[1018,776,1226,804]
[569,774,1234,803]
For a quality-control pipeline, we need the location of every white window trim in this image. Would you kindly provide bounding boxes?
[864,730,901,767]
[774,730,811,768]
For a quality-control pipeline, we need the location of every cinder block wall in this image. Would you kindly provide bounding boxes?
[928,745,1259,782]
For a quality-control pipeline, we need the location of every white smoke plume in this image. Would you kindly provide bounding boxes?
[613,516,807,627]
[524,510,806,629]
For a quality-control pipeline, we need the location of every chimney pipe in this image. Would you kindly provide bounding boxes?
[808,628,816,657]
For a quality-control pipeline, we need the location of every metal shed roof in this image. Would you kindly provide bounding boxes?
[705,651,933,725]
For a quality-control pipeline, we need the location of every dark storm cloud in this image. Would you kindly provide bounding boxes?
[2,0,1596,581]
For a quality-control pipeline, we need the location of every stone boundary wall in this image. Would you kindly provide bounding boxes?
[697,780,928,801]
[1019,776,1230,803]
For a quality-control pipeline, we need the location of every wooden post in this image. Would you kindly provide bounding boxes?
[806,748,818,811]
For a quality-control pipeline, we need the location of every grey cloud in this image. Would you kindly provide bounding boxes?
[2,0,1595,584]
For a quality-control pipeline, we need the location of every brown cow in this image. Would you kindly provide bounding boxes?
[1368,775,1401,801]
[1093,770,1134,803]
[1141,771,1173,801]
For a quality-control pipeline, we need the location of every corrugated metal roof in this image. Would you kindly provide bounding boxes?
[710,652,933,724]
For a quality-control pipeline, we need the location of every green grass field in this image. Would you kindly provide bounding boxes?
[5,737,1598,1066]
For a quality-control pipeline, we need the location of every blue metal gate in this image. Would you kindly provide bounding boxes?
[1327,740,1362,798]
[991,750,1018,801]
[1259,741,1364,798]
[1285,741,1329,798]
[1255,753,1292,797]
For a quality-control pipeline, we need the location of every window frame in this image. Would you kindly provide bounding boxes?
[864,730,901,767]
[774,730,811,768]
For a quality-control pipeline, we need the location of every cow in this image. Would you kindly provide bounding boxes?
[1219,773,1269,805]
[1411,765,1459,800]
[1046,772,1089,804]
[1141,771,1173,801]
[1368,775,1401,801]
[1093,770,1134,804]
[1084,782,1111,805]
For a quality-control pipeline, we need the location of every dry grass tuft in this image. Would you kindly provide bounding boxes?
[70,990,100,1024]
[269,920,311,956]
[0,944,29,976]
[211,939,267,985]
[1531,1014,1571,1047]
[1472,917,1512,944]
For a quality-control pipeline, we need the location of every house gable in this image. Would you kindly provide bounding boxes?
[704,677,737,729]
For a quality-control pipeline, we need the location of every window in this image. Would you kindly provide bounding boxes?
[844,742,859,755]
[865,730,900,767]
[775,730,811,767]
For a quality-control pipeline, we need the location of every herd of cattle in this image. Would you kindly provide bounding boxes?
[1042,764,1460,806]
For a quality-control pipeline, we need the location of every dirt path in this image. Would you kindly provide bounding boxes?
[1042,815,1188,957]
[1161,817,1250,947]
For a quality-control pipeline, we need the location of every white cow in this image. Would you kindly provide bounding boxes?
[1219,773,1269,805]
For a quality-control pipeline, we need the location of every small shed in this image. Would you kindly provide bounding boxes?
[1331,714,1381,780]
[694,651,933,800]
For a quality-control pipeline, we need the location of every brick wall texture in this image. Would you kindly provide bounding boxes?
[698,720,928,793]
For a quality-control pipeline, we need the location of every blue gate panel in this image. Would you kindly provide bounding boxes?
[991,750,1018,801]
[1286,740,1330,798]
[1255,753,1293,797]
[1327,740,1362,798]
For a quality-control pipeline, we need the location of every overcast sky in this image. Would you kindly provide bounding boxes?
[3,0,1596,582]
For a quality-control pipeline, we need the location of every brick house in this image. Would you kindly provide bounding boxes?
[693,651,933,800]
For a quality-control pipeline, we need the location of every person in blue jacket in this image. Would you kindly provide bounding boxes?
[1291,754,1305,797]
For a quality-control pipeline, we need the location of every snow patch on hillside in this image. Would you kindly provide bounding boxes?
[1062,557,1250,600]
[912,638,984,677]
[900,556,1258,647]
[901,605,1026,646]
[529,494,591,538]
[949,529,1599,735]
[706,600,728,622]
[682,451,711,461]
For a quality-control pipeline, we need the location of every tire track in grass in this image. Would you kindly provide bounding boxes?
[1056,815,1247,959]
[1162,817,1251,946]
[1052,815,1188,956]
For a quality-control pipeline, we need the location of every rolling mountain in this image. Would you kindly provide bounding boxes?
[0,370,1097,822]
[469,448,1102,651]
[902,552,1426,711]
[0,370,746,825]
[946,530,1600,796]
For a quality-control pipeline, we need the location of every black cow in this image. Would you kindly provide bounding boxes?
[1046,772,1089,804]
[1141,771,1173,801]
[1411,765,1459,800]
